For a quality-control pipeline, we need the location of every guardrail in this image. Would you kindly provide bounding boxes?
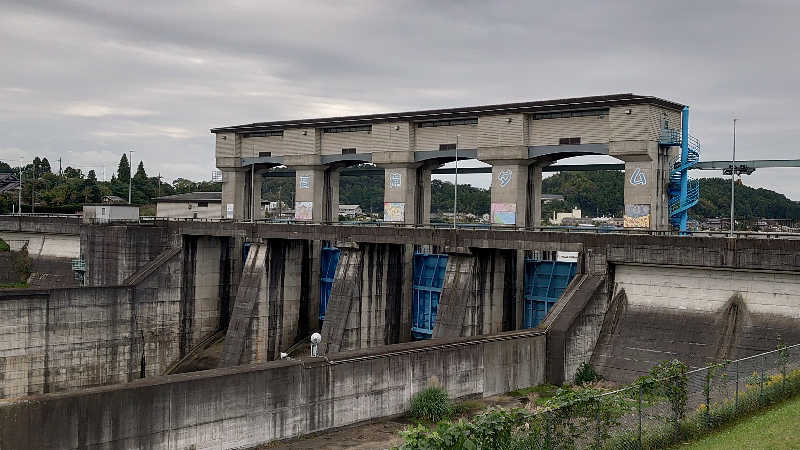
[4,214,800,239]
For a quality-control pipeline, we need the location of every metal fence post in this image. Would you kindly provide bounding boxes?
[638,384,643,449]
[594,397,601,447]
[735,359,739,412]
[760,354,765,405]
[783,347,788,396]
[544,410,552,450]
[705,367,711,429]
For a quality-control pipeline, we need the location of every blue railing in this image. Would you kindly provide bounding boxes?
[522,259,577,328]
[659,107,701,232]
[411,253,448,339]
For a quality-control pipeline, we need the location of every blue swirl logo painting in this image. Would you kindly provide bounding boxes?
[630,167,647,185]
[497,169,513,187]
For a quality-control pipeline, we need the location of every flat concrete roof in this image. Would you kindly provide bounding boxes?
[211,93,685,133]
[154,192,222,203]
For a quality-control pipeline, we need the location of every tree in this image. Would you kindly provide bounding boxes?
[40,157,52,174]
[117,154,130,183]
[0,160,11,171]
[87,170,97,182]
[134,161,147,181]
[32,157,42,177]
[63,167,82,179]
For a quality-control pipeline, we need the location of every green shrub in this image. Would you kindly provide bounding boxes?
[574,362,601,386]
[0,238,9,252]
[410,387,452,423]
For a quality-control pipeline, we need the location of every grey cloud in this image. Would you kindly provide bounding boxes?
[0,0,799,197]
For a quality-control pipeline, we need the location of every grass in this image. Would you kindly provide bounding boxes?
[0,281,28,289]
[678,394,800,449]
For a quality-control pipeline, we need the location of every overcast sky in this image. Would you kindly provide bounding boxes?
[1,1,799,198]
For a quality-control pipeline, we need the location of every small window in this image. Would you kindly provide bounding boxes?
[558,137,581,145]
[342,148,357,155]
[258,152,271,157]
[439,143,457,150]
[416,118,478,128]
[242,130,283,138]
[322,125,371,133]
[197,202,209,208]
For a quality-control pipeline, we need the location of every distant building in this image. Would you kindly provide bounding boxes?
[552,208,582,225]
[155,192,222,219]
[541,194,564,204]
[102,195,127,204]
[82,204,139,223]
[338,204,363,217]
[0,172,20,194]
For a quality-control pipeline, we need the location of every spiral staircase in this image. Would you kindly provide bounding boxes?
[658,107,700,232]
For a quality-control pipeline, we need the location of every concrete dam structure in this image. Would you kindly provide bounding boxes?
[1,216,800,449]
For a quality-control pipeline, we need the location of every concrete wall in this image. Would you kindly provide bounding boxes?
[0,330,546,450]
[0,231,81,287]
[0,275,183,399]
[592,264,800,382]
[0,231,232,399]
[320,244,406,354]
[415,123,478,150]
[81,224,169,286]
[529,114,610,145]
[0,215,81,235]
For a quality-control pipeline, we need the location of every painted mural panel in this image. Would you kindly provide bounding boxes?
[384,202,405,222]
[623,204,650,228]
[491,203,516,225]
[295,201,313,221]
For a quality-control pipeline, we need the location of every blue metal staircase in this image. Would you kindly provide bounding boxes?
[658,106,700,232]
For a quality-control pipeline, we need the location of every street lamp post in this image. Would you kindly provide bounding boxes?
[453,135,459,229]
[730,119,736,237]
[128,150,134,204]
[18,157,23,215]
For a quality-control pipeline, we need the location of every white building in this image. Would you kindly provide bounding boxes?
[338,204,363,217]
[155,192,222,219]
[552,208,582,225]
[82,204,139,223]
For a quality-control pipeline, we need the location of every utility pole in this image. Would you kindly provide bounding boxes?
[730,119,737,238]
[453,135,459,229]
[278,184,283,219]
[128,149,134,204]
[18,157,22,215]
[31,160,35,214]
[157,173,162,197]
[58,157,62,176]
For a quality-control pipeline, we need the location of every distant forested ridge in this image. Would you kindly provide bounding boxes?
[4,158,797,221]
[262,168,800,220]
[0,155,220,213]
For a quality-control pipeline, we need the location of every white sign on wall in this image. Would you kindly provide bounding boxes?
[226,203,234,219]
[299,175,311,189]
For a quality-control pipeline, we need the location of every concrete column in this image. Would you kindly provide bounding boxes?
[220,168,247,220]
[378,164,431,225]
[526,164,543,227]
[399,243,414,342]
[488,161,530,227]
[252,169,267,220]
[292,166,339,223]
[610,140,674,230]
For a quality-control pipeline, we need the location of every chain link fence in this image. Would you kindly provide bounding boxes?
[399,343,800,449]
